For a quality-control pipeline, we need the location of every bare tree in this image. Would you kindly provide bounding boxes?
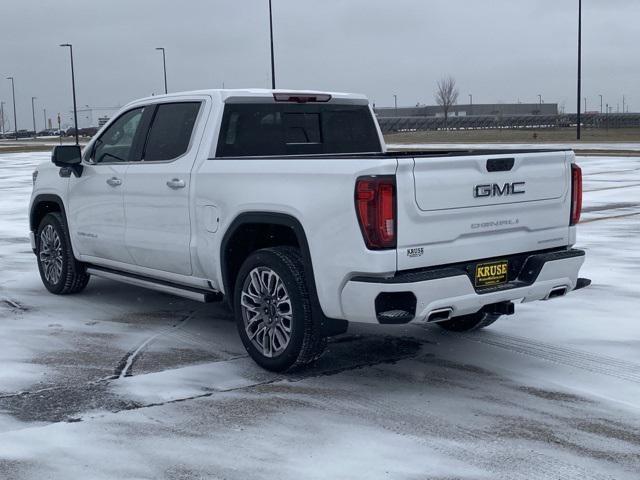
[435,76,459,125]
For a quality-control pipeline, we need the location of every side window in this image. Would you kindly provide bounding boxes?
[144,102,201,161]
[92,108,144,163]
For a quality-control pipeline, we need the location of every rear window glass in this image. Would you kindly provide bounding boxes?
[216,103,381,157]
[144,102,201,161]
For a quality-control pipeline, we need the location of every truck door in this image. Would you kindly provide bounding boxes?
[68,107,146,264]
[123,100,205,276]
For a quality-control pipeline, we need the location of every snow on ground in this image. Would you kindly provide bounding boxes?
[0,151,639,479]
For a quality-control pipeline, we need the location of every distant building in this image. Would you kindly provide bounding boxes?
[98,116,110,128]
[72,107,120,128]
[375,103,559,117]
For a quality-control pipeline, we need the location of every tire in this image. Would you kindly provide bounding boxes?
[36,212,90,295]
[233,246,326,372]
[436,312,500,332]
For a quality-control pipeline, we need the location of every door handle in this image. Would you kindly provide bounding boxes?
[166,178,186,190]
[106,177,122,187]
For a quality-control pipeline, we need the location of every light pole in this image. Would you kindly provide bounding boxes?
[6,77,18,140]
[623,95,626,114]
[31,97,37,137]
[60,43,79,145]
[599,94,603,114]
[393,94,398,112]
[0,101,5,135]
[268,0,276,89]
[155,47,168,94]
[576,0,582,140]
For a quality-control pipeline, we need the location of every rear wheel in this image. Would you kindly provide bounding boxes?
[234,247,326,372]
[36,213,90,295]
[436,312,500,332]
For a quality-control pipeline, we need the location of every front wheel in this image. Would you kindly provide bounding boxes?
[234,247,326,372]
[36,213,90,295]
[436,312,500,332]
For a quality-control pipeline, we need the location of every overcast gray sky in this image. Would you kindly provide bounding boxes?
[1,0,638,129]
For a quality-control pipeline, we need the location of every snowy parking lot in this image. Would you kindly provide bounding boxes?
[1,151,639,479]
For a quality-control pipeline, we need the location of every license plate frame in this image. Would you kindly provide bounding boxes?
[475,260,509,288]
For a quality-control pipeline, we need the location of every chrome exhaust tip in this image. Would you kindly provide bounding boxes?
[427,307,454,323]
[546,286,568,300]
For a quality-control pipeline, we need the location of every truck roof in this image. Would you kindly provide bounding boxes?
[128,89,369,107]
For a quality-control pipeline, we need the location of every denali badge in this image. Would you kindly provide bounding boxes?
[407,247,424,258]
[474,182,526,198]
[471,219,519,230]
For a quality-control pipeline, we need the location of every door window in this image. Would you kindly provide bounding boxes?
[92,108,144,163]
[144,102,201,161]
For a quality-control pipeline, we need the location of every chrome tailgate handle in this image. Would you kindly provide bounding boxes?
[166,178,186,190]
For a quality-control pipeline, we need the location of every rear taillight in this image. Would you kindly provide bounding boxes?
[355,176,396,250]
[570,164,582,226]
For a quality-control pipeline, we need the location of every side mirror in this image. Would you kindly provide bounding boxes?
[52,145,83,177]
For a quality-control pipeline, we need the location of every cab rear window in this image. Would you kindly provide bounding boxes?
[216,103,382,157]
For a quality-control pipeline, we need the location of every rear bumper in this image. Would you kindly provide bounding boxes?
[340,249,586,324]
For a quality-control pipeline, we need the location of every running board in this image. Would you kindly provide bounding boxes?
[86,266,222,303]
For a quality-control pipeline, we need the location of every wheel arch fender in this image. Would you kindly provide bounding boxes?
[220,212,313,297]
[220,212,348,336]
[30,194,68,232]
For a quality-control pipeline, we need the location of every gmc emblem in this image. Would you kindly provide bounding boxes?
[474,182,526,198]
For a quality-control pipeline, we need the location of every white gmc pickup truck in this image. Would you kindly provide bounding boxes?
[29,89,589,371]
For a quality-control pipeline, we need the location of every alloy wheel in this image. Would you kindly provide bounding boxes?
[39,224,63,284]
[240,267,293,358]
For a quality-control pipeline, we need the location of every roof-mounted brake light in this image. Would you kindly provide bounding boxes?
[273,93,332,103]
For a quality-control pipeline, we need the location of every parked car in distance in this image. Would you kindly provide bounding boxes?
[37,129,59,137]
[64,127,99,138]
[16,129,34,138]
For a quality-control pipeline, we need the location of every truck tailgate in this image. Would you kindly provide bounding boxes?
[396,151,572,271]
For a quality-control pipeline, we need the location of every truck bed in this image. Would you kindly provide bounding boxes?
[212,148,572,160]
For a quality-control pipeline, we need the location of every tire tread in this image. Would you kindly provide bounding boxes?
[263,246,326,369]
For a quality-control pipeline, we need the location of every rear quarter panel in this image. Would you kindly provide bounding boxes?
[192,157,398,319]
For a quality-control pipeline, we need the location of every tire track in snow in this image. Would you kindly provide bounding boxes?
[452,331,640,384]
[584,182,640,192]
[0,298,28,312]
[583,165,640,177]
[581,212,640,224]
[114,310,199,378]
[582,202,640,213]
